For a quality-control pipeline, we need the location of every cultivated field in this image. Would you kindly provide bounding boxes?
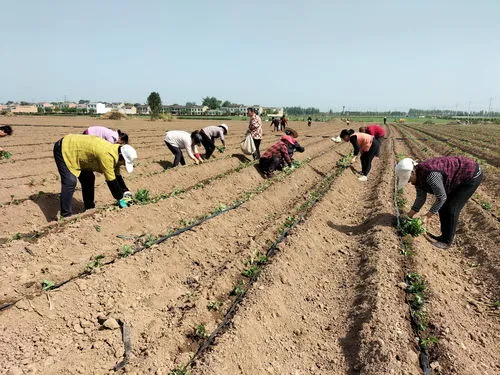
[0,116,498,375]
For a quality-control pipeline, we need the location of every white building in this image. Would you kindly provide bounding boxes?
[87,103,111,114]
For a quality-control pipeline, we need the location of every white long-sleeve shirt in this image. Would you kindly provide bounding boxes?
[202,126,225,141]
[164,131,199,160]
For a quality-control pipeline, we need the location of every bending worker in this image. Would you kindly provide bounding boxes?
[83,126,129,144]
[396,156,483,249]
[53,134,137,218]
[340,128,380,181]
[164,130,204,166]
[200,124,228,159]
[0,125,13,152]
[359,124,385,141]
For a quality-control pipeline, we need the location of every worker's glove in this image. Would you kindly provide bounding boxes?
[118,196,132,208]
[123,191,133,198]
[351,156,357,163]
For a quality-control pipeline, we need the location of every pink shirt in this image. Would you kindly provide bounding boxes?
[86,126,119,144]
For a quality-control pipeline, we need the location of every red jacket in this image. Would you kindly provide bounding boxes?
[366,125,385,138]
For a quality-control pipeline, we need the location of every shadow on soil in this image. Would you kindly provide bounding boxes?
[156,160,174,169]
[326,213,396,235]
[30,192,83,222]
[230,153,252,163]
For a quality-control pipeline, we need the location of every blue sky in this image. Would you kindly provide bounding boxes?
[1,0,499,112]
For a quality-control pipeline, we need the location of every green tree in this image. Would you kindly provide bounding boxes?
[147,92,163,120]
[186,101,197,106]
[221,100,231,107]
[78,99,90,104]
[202,96,222,110]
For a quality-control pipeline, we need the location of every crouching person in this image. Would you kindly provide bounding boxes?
[259,136,296,178]
[53,134,137,217]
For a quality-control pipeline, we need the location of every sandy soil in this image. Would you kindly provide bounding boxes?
[0,116,498,375]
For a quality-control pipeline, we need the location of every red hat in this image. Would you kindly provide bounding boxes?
[281,135,295,144]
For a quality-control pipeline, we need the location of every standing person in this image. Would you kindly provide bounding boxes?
[53,134,137,217]
[164,130,204,167]
[83,126,129,144]
[383,117,387,125]
[258,136,296,178]
[359,124,386,141]
[340,129,380,181]
[200,124,228,159]
[396,156,483,249]
[307,116,312,127]
[247,107,262,160]
[280,115,288,131]
[270,117,280,132]
[0,125,13,152]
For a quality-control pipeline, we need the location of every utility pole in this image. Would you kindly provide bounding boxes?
[488,97,493,118]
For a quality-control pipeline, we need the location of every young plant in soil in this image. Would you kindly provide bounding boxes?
[169,368,189,375]
[207,300,223,311]
[230,280,246,296]
[0,150,12,160]
[242,265,260,278]
[119,245,134,258]
[142,235,158,248]
[192,324,207,340]
[41,280,55,291]
[84,254,105,274]
[400,217,426,237]
[134,189,151,204]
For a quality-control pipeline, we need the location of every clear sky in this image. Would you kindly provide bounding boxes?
[1,0,499,112]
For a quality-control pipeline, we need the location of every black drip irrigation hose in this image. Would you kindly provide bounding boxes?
[175,157,350,374]
[392,139,432,375]
[0,145,339,313]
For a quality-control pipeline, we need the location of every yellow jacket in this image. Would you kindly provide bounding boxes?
[62,134,121,181]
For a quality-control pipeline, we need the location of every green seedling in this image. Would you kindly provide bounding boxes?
[119,245,134,258]
[493,301,500,308]
[94,225,102,232]
[420,336,438,350]
[171,188,185,197]
[42,280,55,291]
[481,201,492,211]
[395,153,407,162]
[12,233,22,240]
[179,218,195,227]
[134,189,151,204]
[84,254,105,273]
[230,280,245,296]
[216,146,225,153]
[213,203,228,214]
[0,151,12,160]
[242,265,260,278]
[244,250,268,266]
[193,324,207,340]
[400,217,426,237]
[169,368,189,375]
[143,235,158,248]
[207,300,223,311]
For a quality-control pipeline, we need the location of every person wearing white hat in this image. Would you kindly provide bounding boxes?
[53,134,137,217]
[396,156,483,249]
[200,124,228,159]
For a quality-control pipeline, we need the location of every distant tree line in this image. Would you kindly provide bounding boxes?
[284,107,321,115]
[408,108,500,117]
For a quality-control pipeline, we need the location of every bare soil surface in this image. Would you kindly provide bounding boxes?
[0,116,498,375]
